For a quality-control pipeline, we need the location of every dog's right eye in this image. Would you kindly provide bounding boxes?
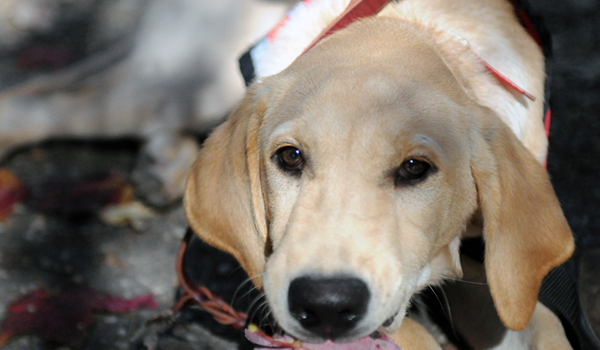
[275,146,304,174]
[395,158,433,186]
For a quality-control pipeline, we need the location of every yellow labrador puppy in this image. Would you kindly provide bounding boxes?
[185,0,575,348]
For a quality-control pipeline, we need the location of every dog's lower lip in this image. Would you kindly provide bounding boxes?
[382,310,400,327]
[370,330,382,339]
[382,317,394,327]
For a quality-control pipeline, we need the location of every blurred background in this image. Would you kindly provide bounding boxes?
[0,0,598,349]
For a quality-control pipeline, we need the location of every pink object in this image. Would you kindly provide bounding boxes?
[245,324,402,350]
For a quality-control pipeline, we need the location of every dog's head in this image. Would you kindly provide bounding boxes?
[185,18,573,343]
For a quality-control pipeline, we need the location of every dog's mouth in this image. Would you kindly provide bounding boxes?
[245,325,401,350]
[245,309,403,349]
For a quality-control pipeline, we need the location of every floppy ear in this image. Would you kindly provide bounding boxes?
[470,107,574,331]
[184,88,268,286]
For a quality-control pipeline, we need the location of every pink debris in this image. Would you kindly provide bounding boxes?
[245,324,401,350]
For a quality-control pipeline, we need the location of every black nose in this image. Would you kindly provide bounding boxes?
[287,276,370,340]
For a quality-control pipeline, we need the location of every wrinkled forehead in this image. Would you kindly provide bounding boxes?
[258,73,470,177]
[256,19,473,167]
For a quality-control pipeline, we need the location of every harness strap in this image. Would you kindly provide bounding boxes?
[301,0,391,55]
[173,228,247,329]
[242,0,538,104]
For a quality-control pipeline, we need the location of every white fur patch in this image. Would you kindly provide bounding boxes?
[251,0,352,80]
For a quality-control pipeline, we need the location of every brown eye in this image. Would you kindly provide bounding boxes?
[396,158,432,185]
[276,146,304,173]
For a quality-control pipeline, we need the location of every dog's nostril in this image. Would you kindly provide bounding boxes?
[288,276,370,340]
[291,309,317,324]
[340,311,358,322]
[296,311,309,320]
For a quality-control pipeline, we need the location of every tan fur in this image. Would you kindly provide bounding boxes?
[528,303,573,349]
[185,0,574,348]
[469,105,573,330]
[489,303,573,350]
[390,319,442,350]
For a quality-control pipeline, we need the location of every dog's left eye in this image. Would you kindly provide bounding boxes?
[275,146,304,174]
[395,158,432,185]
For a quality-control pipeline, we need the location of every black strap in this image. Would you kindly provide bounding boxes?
[239,48,256,87]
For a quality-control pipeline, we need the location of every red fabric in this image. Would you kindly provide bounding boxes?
[302,0,390,54]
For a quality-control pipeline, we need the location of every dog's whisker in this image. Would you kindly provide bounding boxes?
[428,286,457,338]
[231,274,262,306]
[264,309,284,336]
[246,293,268,323]
[427,286,445,315]
[437,287,456,337]
[265,309,283,335]
[246,296,280,335]
[246,295,262,316]
[445,278,488,286]
[247,273,264,281]
[232,277,254,298]
[257,300,272,328]
[233,285,259,307]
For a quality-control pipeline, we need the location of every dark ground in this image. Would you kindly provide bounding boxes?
[0,0,599,349]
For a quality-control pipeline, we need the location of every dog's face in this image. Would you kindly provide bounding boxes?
[185,18,573,343]
[259,45,478,341]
